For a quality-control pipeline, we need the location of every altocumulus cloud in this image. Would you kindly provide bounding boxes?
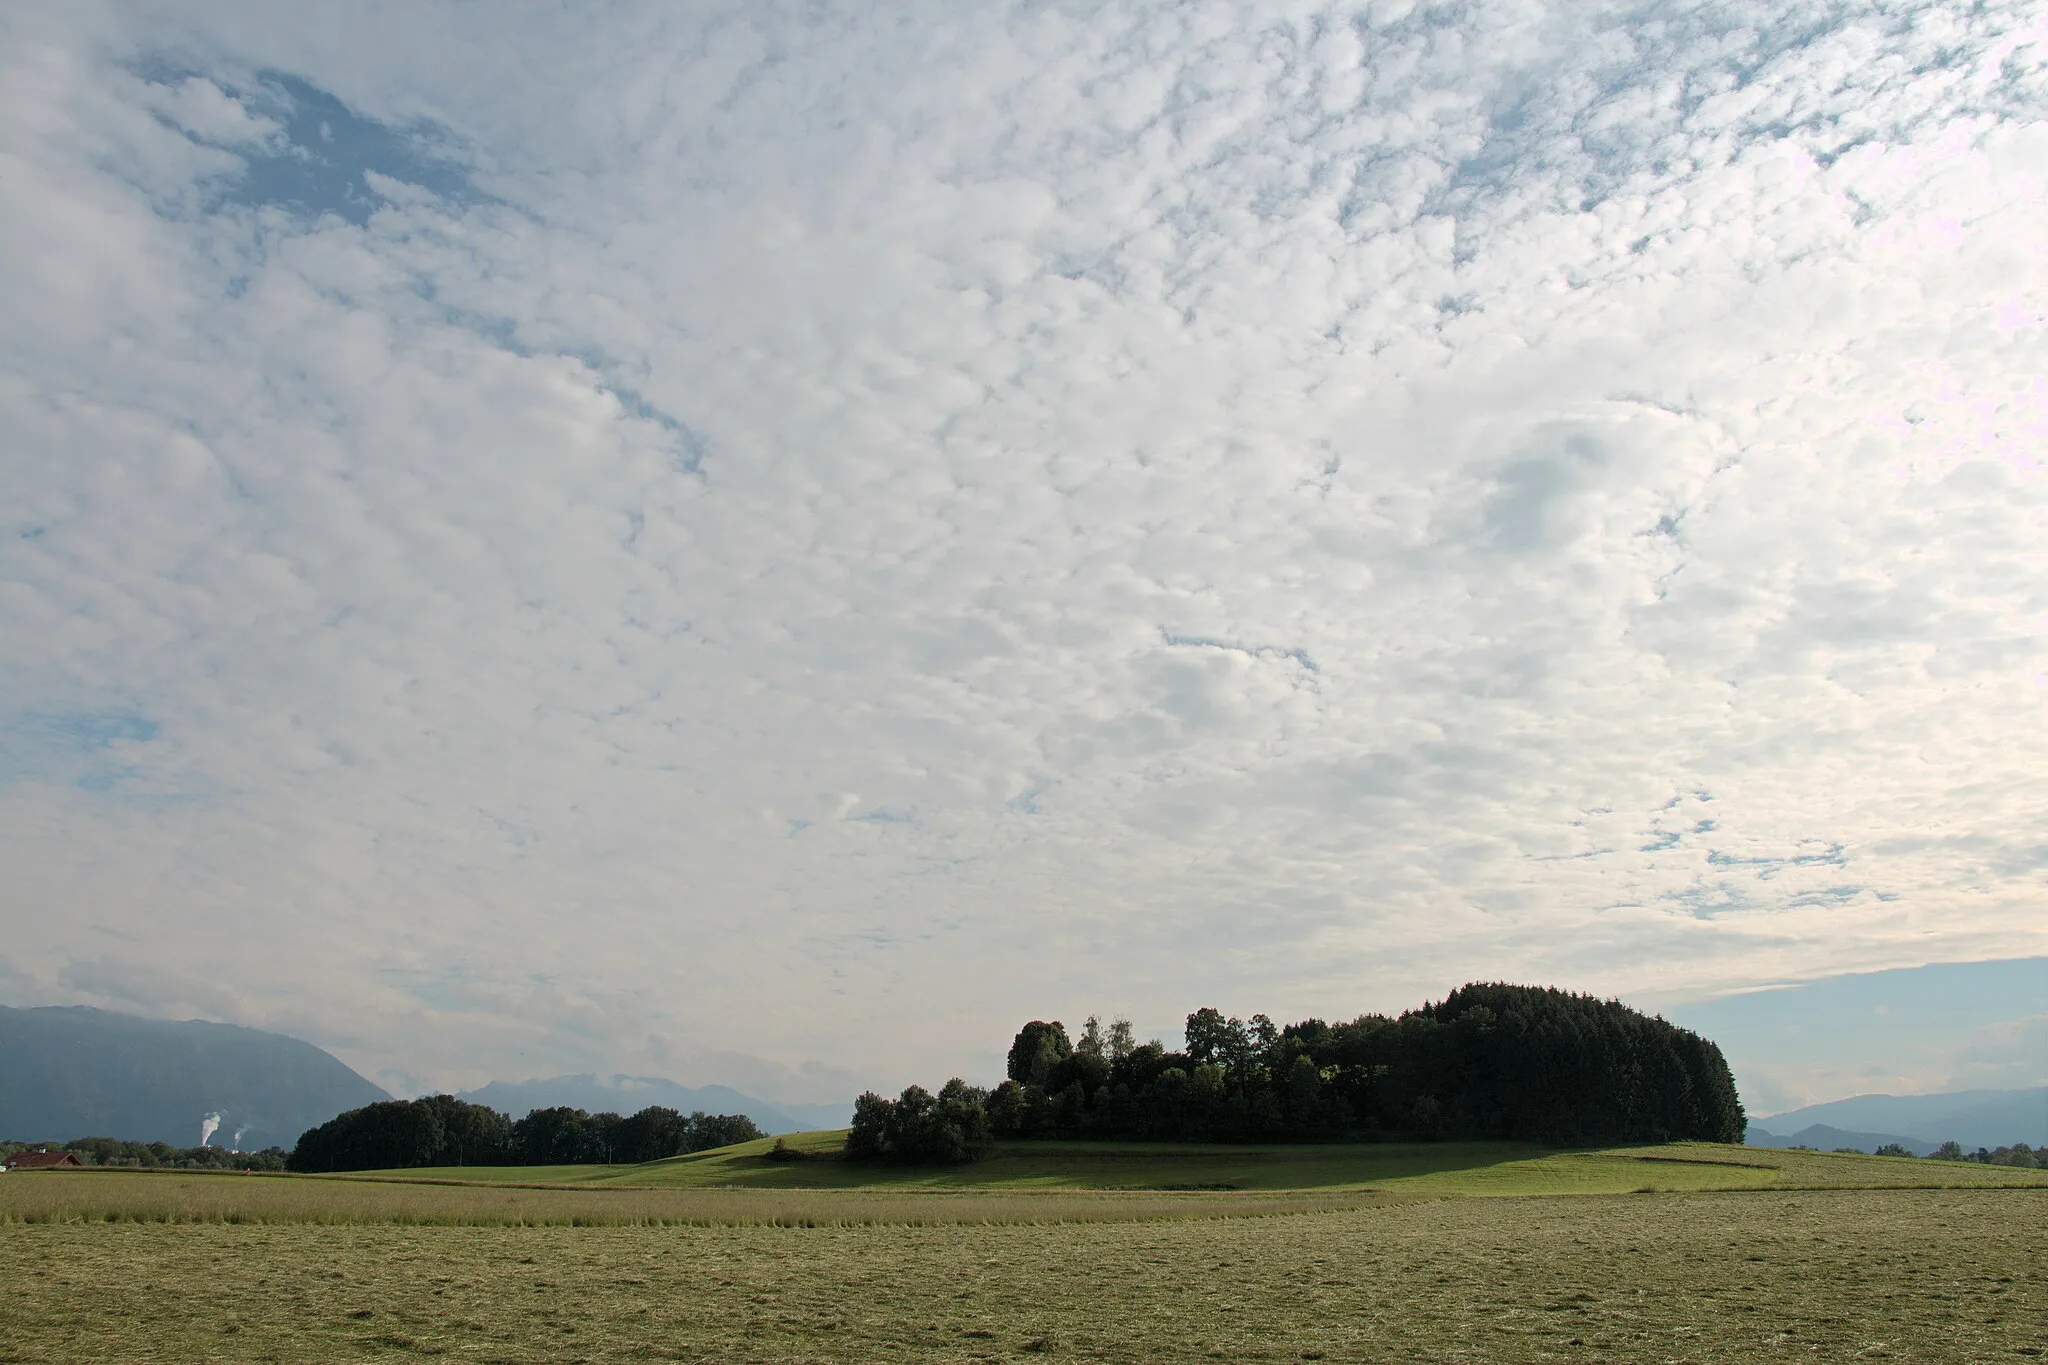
[1,0,2045,1099]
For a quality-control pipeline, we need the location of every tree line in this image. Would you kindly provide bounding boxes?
[850,983,1745,1162]
[1869,1141,2040,1168]
[287,1095,763,1173]
[0,1137,288,1171]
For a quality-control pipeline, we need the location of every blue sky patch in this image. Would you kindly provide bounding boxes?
[143,65,479,224]
[1669,957,2048,1115]
[0,710,160,793]
[37,711,159,749]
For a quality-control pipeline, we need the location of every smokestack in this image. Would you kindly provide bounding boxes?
[199,1112,222,1147]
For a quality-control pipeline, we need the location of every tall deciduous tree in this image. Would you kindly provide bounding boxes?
[1006,1020,1072,1086]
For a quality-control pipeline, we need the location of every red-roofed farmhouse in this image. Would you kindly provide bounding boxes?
[4,1151,85,1170]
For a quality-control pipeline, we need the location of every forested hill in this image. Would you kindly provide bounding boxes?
[0,1004,390,1148]
[851,984,1745,1161]
[288,1096,763,1171]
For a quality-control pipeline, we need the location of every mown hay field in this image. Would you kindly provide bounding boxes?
[0,1170,1385,1229]
[3,1186,2044,1363]
[3,1145,2044,1363]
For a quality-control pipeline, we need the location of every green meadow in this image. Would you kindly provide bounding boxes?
[319,1131,2048,1199]
[3,1140,2043,1362]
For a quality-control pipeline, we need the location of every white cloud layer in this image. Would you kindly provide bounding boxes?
[3,0,2045,1099]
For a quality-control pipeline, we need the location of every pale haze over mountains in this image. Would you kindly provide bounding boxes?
[0,1006,847,1144]
[1748,1087,2048,1155]
[1665,956,2045,1114]
[2,2,2045,1106]
[0,1005,387,1148]
[456,1076,850,1135]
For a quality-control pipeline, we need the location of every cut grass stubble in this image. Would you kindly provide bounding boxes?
[0,1172,1389,1228]
[4,1142,2044,1363]
[2,1187,2042,1363]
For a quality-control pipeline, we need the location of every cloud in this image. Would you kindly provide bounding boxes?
[140,74,283,151]
[2,0,2046,1097]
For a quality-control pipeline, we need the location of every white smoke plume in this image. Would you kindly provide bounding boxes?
[230,1126,248,1152]
[198,1112,221,1148]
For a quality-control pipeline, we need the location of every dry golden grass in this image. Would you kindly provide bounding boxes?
[0,1169,1387,1227]
[1,1186,2040,1363]
[4,1146,2042,1362]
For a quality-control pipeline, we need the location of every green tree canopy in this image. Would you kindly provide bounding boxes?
[1005,1020,1072,1086]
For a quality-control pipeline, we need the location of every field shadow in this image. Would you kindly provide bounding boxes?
[601,1137,1584,1192]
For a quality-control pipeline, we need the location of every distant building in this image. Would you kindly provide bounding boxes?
[4,1151,85,1170]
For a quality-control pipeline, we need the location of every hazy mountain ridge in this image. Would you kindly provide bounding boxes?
[456,1075,850,1134]
[0,1004,854,1147]
[1751,1086,2048,1152]
[0,1004,390,1148]
[1746,1124,1940,1156]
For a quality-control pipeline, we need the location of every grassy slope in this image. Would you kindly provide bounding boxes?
[340,1131,2048,1197]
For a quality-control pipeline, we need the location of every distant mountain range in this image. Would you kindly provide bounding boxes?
[0,1004,851,1147]
[0,1004,390,1149]
[1745,1124,1941,1156]
[1749,1086,2048,1153]
[47,1000,2031,1155]
[456,1075,850,1134]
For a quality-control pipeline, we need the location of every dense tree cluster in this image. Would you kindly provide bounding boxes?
[287,1096,762,1172]
[861,984,1744,1161]
[0,1137,288,1171]
[845,1080,996,1164]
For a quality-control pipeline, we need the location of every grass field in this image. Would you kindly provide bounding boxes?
[323,1132,2048,1197]
[3,1142,2043,1362]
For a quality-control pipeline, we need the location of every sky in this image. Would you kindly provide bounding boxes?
[1665,955,2047,1115]
[2,0,2045,1111]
